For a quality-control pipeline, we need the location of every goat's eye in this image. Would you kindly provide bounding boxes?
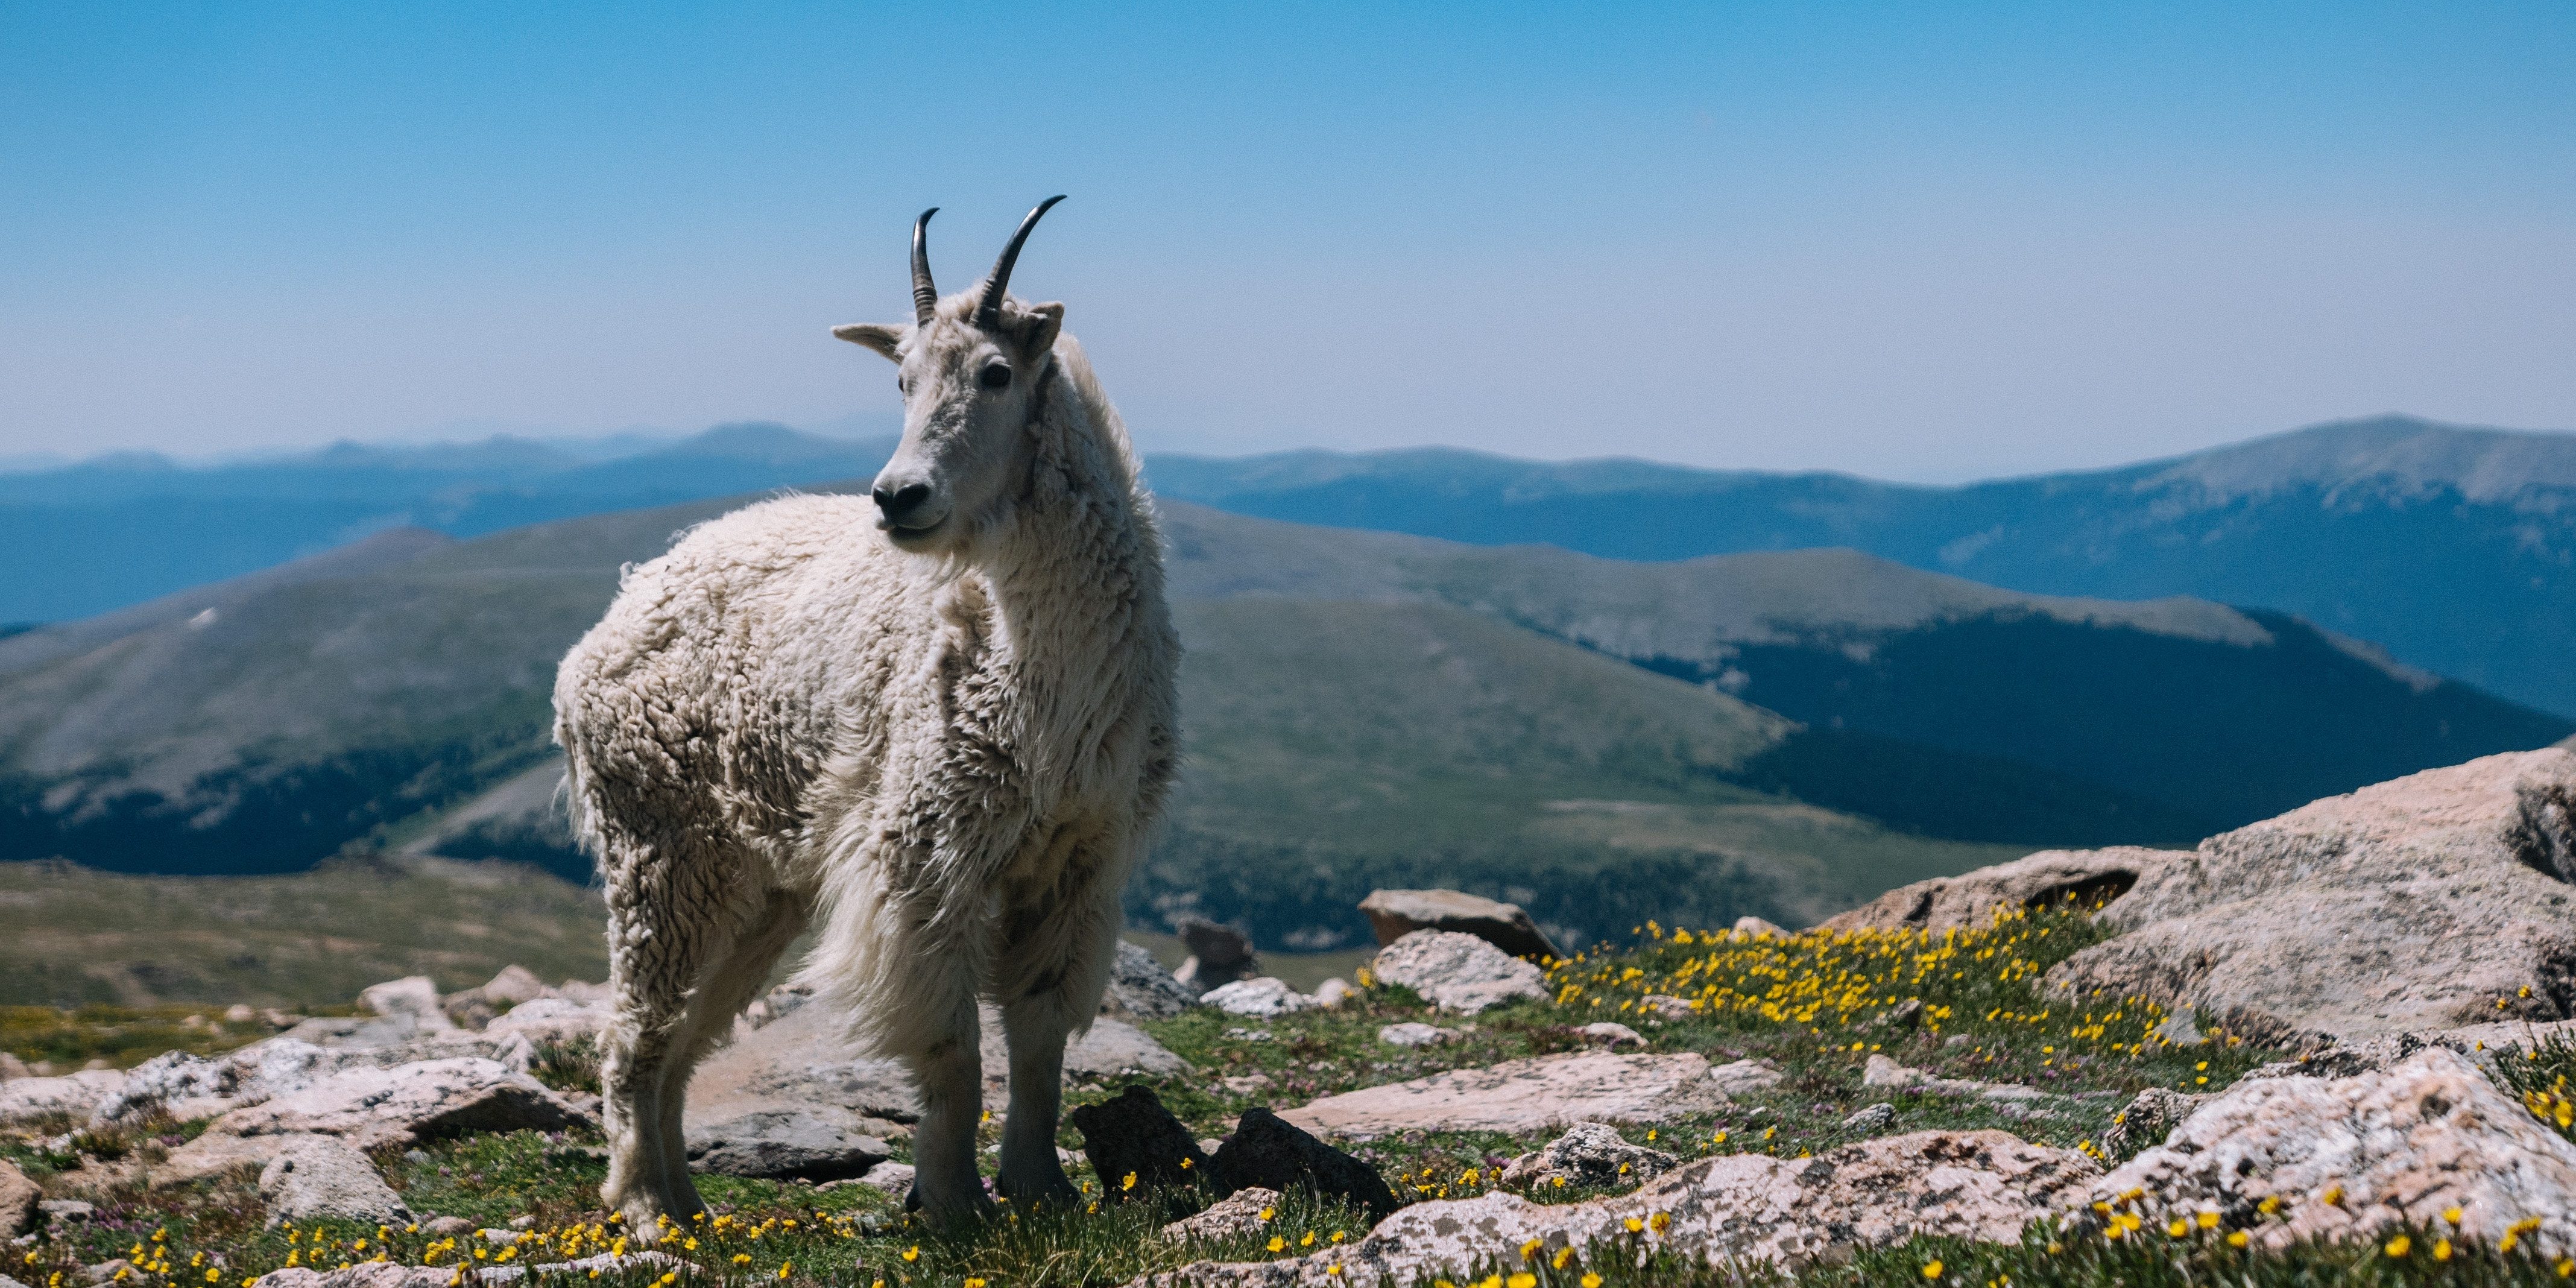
[978,362,1011,390]
[897,374,909,396]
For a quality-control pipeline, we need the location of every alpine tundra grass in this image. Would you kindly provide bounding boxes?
[12,897,2576,1286]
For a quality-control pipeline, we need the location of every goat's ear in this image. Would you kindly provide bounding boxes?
[831,323,906,361]
[1018,303,1064,356]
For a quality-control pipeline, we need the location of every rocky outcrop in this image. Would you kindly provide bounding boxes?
[1820,847,2177,934]
[1498,1123,1677,1190]
[2047,749,2576,1043]
[1359,890,1561,962]
[2078,1047,2576,1258]
[1148,1131,2098,1286]
[1370,932,1545,1015]
[1280,1052,1777,1139]
[257,1135,411,1227]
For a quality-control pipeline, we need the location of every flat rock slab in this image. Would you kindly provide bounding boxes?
[2048,748,2576,1043]
[1862,1055,2048,1103]
[2079,1046,2576,1258]
[197,1058,589,1151]
[1279,1052,1778,1139]
[1144,1131,2098,1287]
[686,1108,889,1182]
[258,1136,411,1226]
[692,999,1192,1130]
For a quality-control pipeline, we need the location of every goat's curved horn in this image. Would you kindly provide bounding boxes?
[976,195,1065,327]
[911,207,940,326]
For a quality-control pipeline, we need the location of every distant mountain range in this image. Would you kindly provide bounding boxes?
[0,484,2560,948]
[1153,414,2576,717]
[0,424,896,623]
[11,412,2574,722]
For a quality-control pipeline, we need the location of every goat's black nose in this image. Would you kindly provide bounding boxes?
[873,481,933,523]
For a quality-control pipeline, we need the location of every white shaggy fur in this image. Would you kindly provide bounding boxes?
[552,223,1178,1226]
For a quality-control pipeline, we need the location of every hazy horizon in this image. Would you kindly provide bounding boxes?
[6,5,2574,483]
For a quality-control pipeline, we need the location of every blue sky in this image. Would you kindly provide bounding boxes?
[3,3,2572,480]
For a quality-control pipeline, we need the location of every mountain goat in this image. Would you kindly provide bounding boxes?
[553,197,1179,1226]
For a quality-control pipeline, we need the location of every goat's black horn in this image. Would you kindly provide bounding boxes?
[976,195,1065,327]
[911,207,940,326]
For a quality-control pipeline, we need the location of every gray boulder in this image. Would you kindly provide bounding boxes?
[1359,889,1561,962]
[1498,1122,1678,1190]
[482,999,605,1046]
[1370,930,1544,1014]
[1104,942,1200,1020]
[1201,978,1319,1017]
[357,977,457,1034]
[2047,748,2576,1043]
[1163,1187,1284,1243]
[1377,1023,1453,1049]
[257,1136,411,1227]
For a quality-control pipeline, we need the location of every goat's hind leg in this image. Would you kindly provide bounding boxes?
[645,889,811,1232]
[598,841,777,1231]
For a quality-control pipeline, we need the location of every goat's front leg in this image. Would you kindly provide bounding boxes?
[900,1000,994,1223]
[995,999,1078,1207]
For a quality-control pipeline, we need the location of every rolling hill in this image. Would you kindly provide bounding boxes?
[1152,415,2576,717]
[1,488,2562,950]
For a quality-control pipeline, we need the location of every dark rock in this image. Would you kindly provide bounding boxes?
[1360,889,1562,962]
[1209,1107,1400,1221]
[1070,1085,1208,1202]
[685,1108,891,1182]
[1174,919,1258,993]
